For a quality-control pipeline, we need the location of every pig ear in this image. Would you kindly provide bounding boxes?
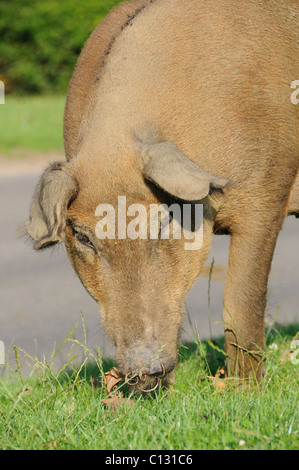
[26,162,78,250]
[139,141,229,201]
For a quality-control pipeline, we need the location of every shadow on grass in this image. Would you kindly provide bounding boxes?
[179,337,226,376]
[61,338,224,386]
[65,335,224,387]
[66,322,299,387]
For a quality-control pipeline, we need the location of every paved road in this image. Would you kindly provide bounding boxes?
[0,171,298,372]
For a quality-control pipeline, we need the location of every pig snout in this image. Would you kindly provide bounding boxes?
[121,343,175,392]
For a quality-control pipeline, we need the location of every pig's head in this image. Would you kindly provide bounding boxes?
[26,140,228,392]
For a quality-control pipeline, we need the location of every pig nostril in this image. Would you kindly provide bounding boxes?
[125,362,167,392]
[147,362,166,378]
[137,376,160,393]
[157,363,166,379]
[125,373,139,386]
[136,363,166,393]
[139,369,149,382]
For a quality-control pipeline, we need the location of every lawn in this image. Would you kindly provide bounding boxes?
[0,322,298,450]
[0,95,65,156]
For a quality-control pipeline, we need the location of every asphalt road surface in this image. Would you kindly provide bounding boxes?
[0,170,298,372]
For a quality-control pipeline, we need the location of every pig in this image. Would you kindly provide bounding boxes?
[26,0,299,391]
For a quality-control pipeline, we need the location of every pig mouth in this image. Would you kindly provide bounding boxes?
[125,363,166,393]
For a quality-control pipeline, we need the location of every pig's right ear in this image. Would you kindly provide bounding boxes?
[26,162,78,250]
[138,141,229,201]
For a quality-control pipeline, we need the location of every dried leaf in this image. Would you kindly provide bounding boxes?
[208,376,227,391]
[214,380,227,391]
[101,367,136,410]
[215,367,225,379]
[208,367,227,392]
[102,395,134,411]
[104,367,122,394]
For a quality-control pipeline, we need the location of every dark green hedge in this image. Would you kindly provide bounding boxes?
[0,0,121,94]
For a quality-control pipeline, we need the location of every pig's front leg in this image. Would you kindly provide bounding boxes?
[222,207,286,383]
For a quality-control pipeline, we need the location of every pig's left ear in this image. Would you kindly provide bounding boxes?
[139,141,229,201]
[26,162,78,250]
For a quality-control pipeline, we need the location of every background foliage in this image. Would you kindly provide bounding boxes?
[0,0,121,94]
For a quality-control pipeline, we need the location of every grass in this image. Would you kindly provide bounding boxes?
[0,95,65,156]
[0,322,298,450]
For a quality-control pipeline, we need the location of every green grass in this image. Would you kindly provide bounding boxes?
[0,95,65,156]
[0,323,298,450]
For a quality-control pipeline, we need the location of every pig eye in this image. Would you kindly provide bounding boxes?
[75,232,95,251]
[159,221,167,237]
[159,213,174,239]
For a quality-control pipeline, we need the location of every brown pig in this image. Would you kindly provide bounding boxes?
[26,0,299,390]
